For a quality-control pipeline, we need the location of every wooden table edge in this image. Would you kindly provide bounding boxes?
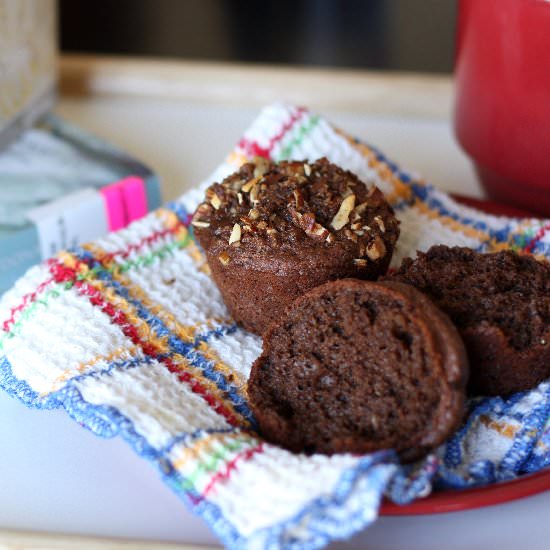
[59,54,454,119]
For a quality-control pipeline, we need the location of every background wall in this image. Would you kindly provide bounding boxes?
[60,0,457,73]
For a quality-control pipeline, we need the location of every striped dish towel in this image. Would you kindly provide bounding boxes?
[1,103,549,550]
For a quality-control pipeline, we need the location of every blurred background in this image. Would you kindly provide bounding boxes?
[60,0,456,73]
[0,0,470,294]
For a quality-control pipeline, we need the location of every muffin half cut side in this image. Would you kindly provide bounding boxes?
[248,279,468,461]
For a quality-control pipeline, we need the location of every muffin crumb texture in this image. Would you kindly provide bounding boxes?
[248,279,468,461]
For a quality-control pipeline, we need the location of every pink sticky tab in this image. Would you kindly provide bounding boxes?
[100,176,148,231]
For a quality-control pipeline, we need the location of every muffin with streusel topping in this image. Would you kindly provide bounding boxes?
[192,157,400,335]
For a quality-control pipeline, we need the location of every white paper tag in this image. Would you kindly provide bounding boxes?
[26,187,108,259]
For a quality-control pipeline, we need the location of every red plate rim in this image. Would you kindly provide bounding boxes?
[379,466,550,515]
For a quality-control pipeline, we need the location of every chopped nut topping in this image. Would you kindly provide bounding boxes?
[195,202,212,216]
[331,194,356,230]
[344,228,358,242]
[353,258,368,267]
[289,206,303,228]
[302,212,316,232]
[241,176,261,193]
[210,194,222,210]
[293,189,304,209]
[253,156,270,178]
[351,201,369,221]
[229,223,241,245]
[249,184,260,204]
[309,224,330,240]
[230,179,243,191]
[374,215,386,233]
[366,236,386,261]
[332,195,356,229]
[289,207,330,240]
[191,220,210,228]
[195,160,390,256]
[218,251,231,265]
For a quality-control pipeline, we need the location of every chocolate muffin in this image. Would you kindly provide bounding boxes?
[388,245,550,396]
[247,279,468,461]
[192,158,400,335]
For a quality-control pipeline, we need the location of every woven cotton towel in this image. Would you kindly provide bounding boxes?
[1,103,550,550]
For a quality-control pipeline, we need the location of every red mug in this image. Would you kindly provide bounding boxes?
[454,0,550,216]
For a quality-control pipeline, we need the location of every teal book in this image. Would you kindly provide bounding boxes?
[0,115,162,295]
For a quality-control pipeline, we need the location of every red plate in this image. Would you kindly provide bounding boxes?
[380,468,550,515]
[380,194,548,515]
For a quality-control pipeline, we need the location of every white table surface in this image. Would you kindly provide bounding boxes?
[1,94,549,549]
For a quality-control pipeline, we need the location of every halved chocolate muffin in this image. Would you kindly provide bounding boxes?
[247,279,468,461]
[387,245,550,396]
[192,158,400,335]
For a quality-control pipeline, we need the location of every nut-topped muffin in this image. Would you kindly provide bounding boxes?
[192,157,400,335]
